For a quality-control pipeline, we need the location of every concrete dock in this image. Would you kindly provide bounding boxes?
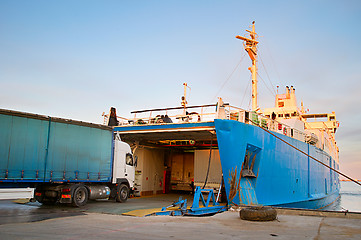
[0,195,360,239]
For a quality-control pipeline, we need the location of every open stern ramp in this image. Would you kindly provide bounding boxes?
[113,122,216,143]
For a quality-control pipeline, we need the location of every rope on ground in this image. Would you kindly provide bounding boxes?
[249,119,361,187]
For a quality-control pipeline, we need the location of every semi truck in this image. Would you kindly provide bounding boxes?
[0,109,136,207]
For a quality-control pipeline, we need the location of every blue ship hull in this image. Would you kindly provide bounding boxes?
[215,119,340,209]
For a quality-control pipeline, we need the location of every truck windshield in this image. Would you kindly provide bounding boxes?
[126,153,133,166]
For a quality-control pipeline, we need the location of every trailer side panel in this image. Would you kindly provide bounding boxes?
[0,109,113,183]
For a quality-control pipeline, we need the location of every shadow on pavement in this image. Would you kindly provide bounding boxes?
[0,193,194,225]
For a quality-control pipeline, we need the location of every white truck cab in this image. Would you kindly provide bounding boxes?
[112,138,136,188]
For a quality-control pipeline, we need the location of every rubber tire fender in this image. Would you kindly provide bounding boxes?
[240,206,277,221]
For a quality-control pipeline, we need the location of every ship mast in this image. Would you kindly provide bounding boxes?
[181,82,189,115]
[236,21,259,111]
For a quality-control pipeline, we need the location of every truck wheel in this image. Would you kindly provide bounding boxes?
[116,184,129,203]
[72,186,88,207]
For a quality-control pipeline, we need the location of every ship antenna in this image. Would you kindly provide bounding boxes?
[181,82,190,115]
[236,21,259,111]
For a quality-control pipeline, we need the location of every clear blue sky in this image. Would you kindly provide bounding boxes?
[1,1,361,179]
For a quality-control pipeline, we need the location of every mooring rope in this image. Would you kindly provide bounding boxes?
[249,119,361,187]
[202,136,213,189]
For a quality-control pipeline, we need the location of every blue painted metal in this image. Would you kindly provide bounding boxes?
[186,187,227,216]
[214,119,340,209]
[0,110,113,184]
[191,186,219,208]
[152,187,227,216]
[161,196,187,212]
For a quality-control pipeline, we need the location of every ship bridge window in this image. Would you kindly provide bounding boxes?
[291,112,297,117]
[329,116,335,120]
[285,113,290,118]
[278,114,283,117]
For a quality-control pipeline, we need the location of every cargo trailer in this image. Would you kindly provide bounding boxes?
[0,109,136,206]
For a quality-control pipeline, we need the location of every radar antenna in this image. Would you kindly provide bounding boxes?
[236,21,259,111]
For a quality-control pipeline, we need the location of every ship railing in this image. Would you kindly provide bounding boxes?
[115,103,233,125]
[238,108,308,142]
[107,104,308,143]
[320,123,338,161]
[102,114,129,126]
[322,122,338,157]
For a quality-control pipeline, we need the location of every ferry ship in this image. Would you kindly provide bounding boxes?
[109,22,340,209]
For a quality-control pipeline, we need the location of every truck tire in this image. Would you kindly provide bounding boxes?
[116,184,129,203]
[72,186,88,207]
[239,206,277,221]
